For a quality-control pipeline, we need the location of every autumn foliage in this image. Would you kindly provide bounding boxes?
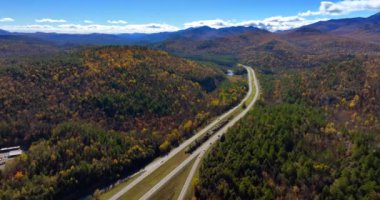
[0,46,247,199]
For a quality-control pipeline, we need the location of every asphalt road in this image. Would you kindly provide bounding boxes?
[176,66,259,200]
[139,66,259,200]
[109,66,258,200]
[176,149,205,200]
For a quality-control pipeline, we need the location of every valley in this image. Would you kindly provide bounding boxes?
[103,66,258,200]
[0,7,379,200]
[0,46,247,199]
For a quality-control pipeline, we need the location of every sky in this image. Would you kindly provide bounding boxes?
[0,0,379,34]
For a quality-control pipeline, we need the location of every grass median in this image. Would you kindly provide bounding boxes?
[119,150,188,200]
[105,68,255,200]
[149,158,196,200]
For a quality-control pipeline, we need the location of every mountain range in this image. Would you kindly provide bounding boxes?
[0,26,265,45]
[0,12,378,46]
[0,12,379,69]
[0,11,379,200]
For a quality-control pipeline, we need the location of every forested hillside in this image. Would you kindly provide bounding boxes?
[0,35,62,58]
[0,46,247,199]
[1,11,379,200]
[196,53,380,199]
[159,29,380,70]
[193,13,380,200]
[157,13,380,71]
[197,102,379,199]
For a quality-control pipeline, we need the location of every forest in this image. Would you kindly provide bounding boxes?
[1,12,379,200]
[196,53,380,199]
[197,102,379,199]
[0,46,247,199]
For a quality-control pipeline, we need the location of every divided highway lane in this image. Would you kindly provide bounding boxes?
[176,149,205,200]
[140,66,259,200]
[109,66,256,200]
[177,66,259,200]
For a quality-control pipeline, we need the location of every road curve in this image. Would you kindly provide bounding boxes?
[140,66,259,200]
[108,66,257,200]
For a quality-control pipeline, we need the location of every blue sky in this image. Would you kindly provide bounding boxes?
[0,0,379,33]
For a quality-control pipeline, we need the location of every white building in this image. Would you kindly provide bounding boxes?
[0,146,23,166]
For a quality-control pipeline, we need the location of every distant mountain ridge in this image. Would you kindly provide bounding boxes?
[0,12,378,48]
[300,13,380,32]
[292,12,380,43]
[172,26,266,40]
[0,29,10,35]
[0,25,267,45]
[155,12,380,69]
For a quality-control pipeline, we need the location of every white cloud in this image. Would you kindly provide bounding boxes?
[238,16,321,31]
[184,19,233,29]
[35,18,67,23]
[0,23,180,34]
[184,1,380,31]
[1,0,378,34]
[183,16,326,32]
[298,11,321,17]
[299,0,380,16]
[107,20,128,24]
[0,17,14,22]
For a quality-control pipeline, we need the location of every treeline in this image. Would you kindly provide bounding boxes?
[0,46,248,199]
[0,35,62,58]
[158,25,380,71]
[196,55,380,199]
[196,102,380,199]
[0,122,155,199]
[185,118,230,154]
[259,55,380,131]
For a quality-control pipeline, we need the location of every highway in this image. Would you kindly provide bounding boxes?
[108,66,258,200]
[176,149,205,200]
[139,66,259,200]
[177,66,259,200]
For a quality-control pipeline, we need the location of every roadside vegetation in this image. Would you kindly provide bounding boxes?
[0,46,247,199]
[196,55,380,199]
